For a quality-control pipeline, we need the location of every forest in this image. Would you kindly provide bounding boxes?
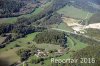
[34,30,67,48]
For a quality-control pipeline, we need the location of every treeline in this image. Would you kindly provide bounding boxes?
[34,30,67,48]
[33,12,62,26]
[0,23,46,35]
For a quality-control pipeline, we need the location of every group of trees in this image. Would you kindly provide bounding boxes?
[0,22,46,36]
[16,45,45,63]
[34,30,67,48]
[33,12,62,26]
[16,48,31,61]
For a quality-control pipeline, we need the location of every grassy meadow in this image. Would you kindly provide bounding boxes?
[57,5,93,19]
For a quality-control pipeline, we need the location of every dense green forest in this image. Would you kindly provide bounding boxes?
[34,30,67,47]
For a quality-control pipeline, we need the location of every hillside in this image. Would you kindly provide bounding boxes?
[0,0,48,18]
[88,13,100,24]
[0,0,100,66]
[72,46,100,66]
[70,0,100,13]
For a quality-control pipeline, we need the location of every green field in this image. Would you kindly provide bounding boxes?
[57,5,93,19]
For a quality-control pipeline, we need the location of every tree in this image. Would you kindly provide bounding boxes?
[16,48,31,61]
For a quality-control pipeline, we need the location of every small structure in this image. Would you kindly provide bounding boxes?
[54,48,65,56]
[35,49,48,58]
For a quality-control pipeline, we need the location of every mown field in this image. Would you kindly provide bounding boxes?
[57,5,93,19]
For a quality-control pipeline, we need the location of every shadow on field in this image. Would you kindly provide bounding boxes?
[0,58,9,66]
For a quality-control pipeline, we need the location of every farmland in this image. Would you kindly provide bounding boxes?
[57,5,93,19]
[0,0,100,66]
